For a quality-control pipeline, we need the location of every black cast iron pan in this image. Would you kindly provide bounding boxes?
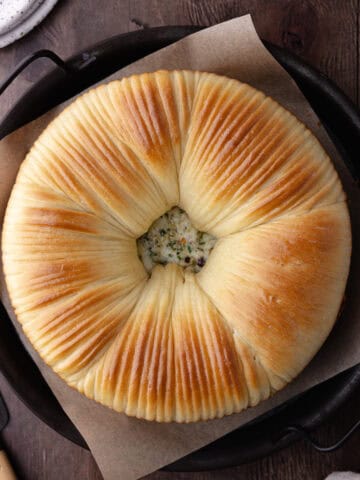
[0,26,360,472]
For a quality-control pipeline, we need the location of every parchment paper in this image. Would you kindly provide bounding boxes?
[1,15,360,480]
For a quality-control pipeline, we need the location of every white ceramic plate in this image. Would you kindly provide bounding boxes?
[0,0,58,48]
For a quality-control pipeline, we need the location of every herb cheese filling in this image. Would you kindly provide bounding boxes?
[137,207,217,273]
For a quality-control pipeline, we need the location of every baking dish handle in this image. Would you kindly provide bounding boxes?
[0,49,96,96]
[278,419,360,452]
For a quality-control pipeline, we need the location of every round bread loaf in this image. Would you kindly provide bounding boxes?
[2,70,351,422]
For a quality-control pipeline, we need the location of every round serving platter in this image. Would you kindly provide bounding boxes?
[0,26,359,472]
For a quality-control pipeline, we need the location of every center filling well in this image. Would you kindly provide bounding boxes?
[137,207,217,273]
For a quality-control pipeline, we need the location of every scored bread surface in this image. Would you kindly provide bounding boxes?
[2,70,351,422]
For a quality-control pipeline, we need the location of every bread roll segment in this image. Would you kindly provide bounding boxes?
[197,203,351,387]
[2,70,351,422]
[179,73,344,235]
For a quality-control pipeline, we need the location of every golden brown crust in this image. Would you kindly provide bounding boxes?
[198,203,351,386]
[2,70,351,422]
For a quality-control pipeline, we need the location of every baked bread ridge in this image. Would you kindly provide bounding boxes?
[2,70,351,422]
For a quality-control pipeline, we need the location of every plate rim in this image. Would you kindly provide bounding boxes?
[0,0,59,48]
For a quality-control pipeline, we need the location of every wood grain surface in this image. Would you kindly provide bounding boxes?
[0,1,359,479]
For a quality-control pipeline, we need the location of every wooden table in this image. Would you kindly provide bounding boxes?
[0,1,359,479]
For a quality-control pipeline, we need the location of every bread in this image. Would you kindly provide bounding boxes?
[2,70,351,422]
